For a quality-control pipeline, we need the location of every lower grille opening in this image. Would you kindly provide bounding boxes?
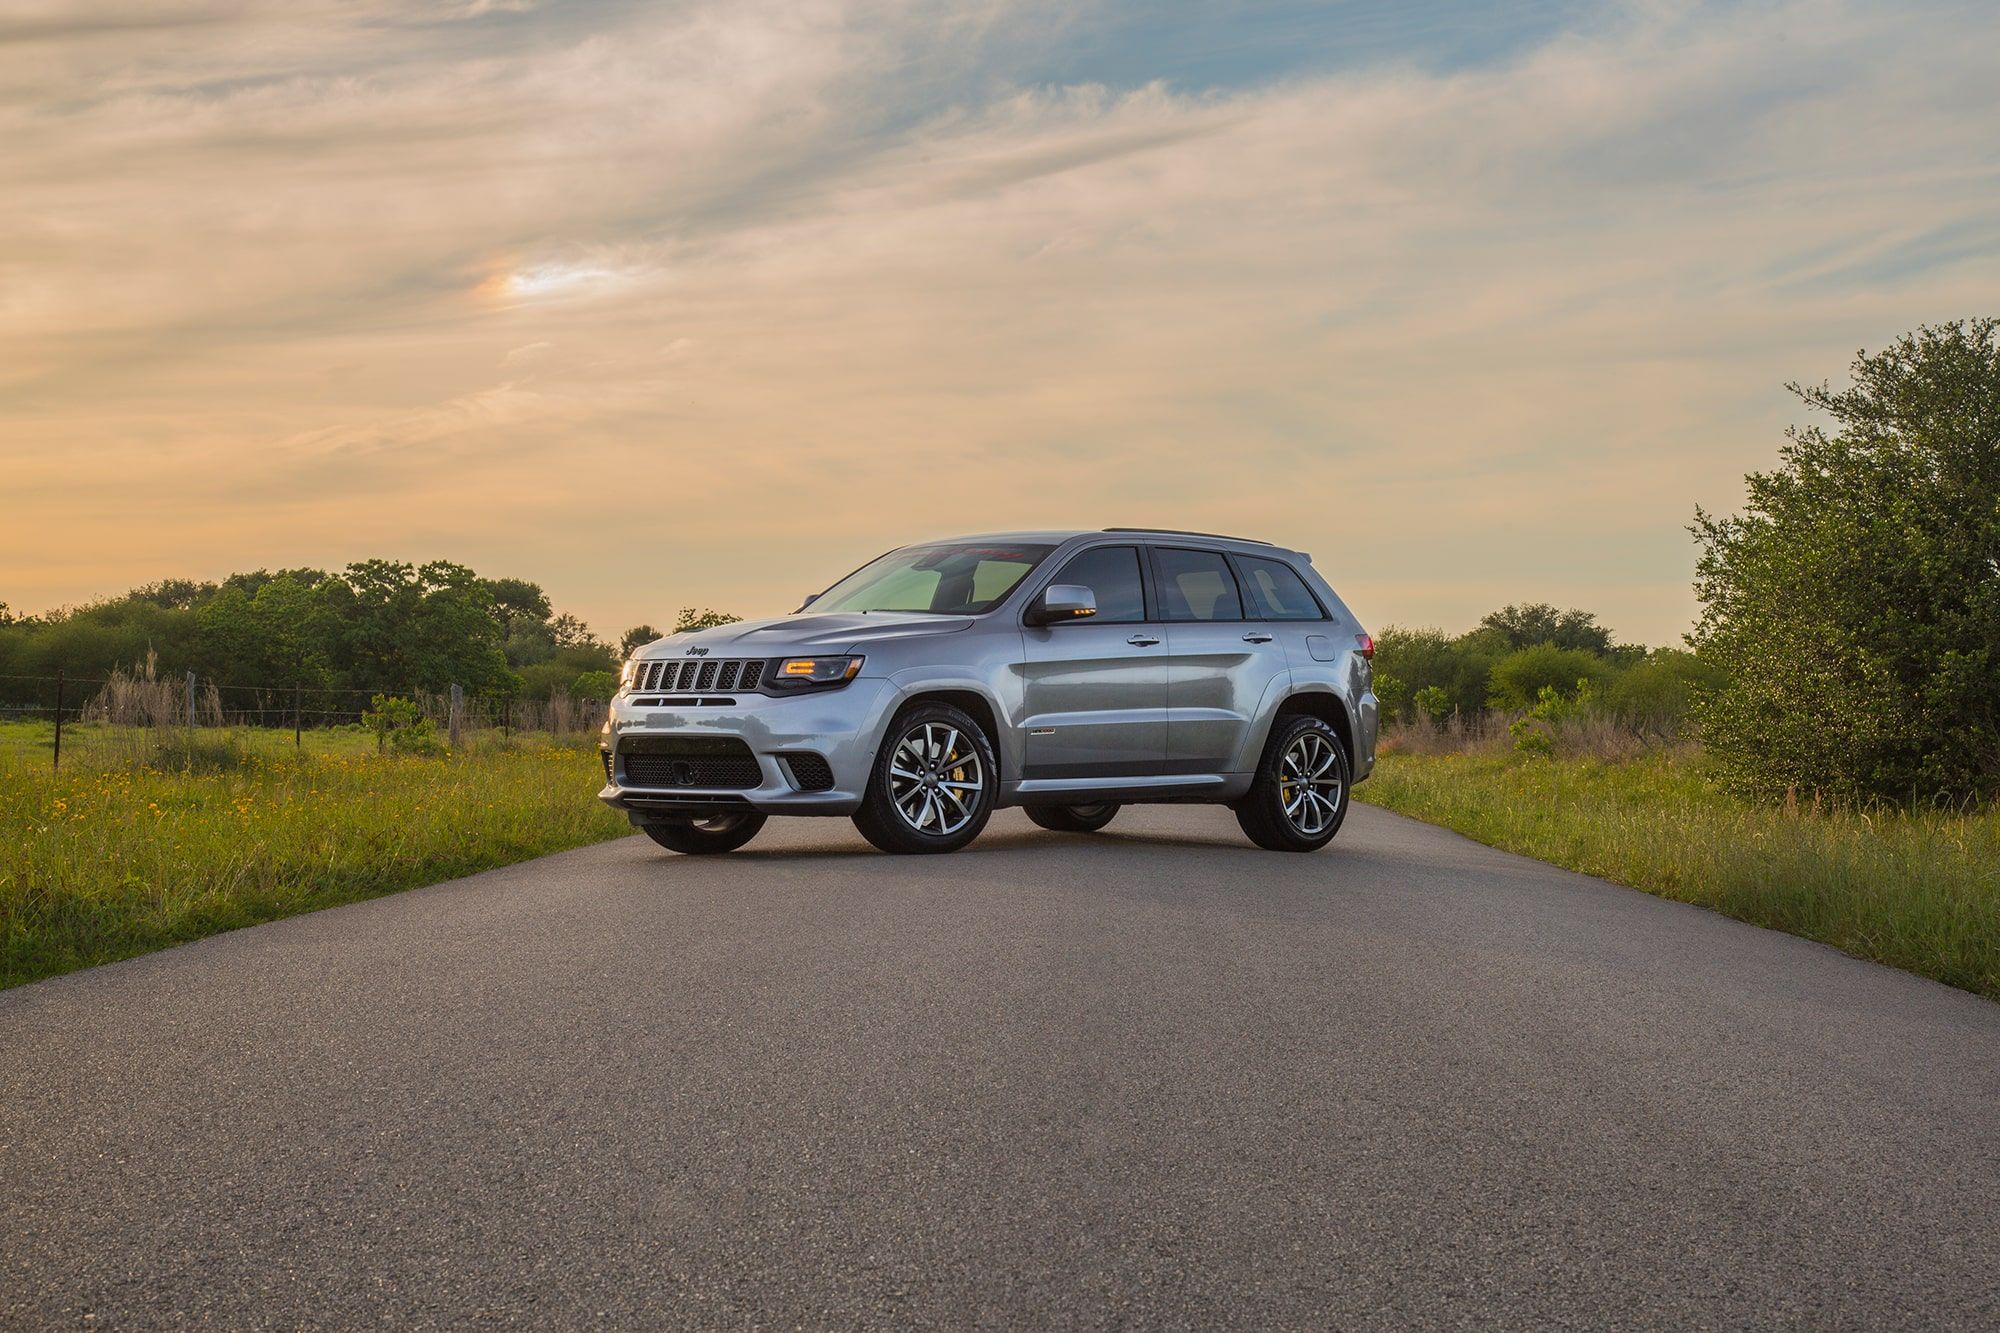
[620,736,761,789]
[780,752,835,791]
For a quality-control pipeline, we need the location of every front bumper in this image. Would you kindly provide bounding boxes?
[597,678,899,819]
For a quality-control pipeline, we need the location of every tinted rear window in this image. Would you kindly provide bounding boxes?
[1236,555,1325,620]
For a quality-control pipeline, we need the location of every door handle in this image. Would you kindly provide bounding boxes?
[1242,631,1274,643]
[1127,634,1161,647]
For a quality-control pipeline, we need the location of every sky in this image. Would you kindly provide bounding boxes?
[3,0,1998,646]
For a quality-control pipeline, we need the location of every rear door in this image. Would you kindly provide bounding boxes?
[1018,544,1169,780]
[1150,545,1290,774]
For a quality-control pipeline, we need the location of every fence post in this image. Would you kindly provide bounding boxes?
[186,671,196,768]
[449,683,463,750]
[52,669,64,773]
[294,682,302,751]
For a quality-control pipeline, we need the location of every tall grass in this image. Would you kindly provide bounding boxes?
[1358,751,2000,1000]
[2,736,628,989]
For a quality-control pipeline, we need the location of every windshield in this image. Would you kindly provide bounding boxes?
[811,542,1056,615]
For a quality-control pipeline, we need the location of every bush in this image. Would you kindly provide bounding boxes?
[1604,648,1724,737]
[1411,685,1452,719]
[1692,319,2000,803]
[1486,645,1612,710]
[1373,627,1503,719]
[362,695,444,756]
[572,671,617,701]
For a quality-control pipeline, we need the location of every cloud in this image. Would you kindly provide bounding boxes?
[2,0,1997,641]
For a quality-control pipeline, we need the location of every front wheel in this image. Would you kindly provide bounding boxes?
[640,811,767,855]
[1025,803,1120,834]
[852,703,998,854]
[1234,716,1350,852]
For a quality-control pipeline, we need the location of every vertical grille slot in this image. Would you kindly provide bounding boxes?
[629,658,768,696]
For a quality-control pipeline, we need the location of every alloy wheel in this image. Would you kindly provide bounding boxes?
[888,721,987,836]
[1279,731,1345,835]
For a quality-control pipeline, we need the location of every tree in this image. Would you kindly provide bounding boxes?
[1474,603,1616,655]
[548,612,602,651]
[674,607,741,633]
[129,578,218,611]
[1692,319,2000,802]
[323,560,516,694]
[1371,626,1505,719]
[485,578,552,629]
[620,625,662,656]
[196,576,336,689]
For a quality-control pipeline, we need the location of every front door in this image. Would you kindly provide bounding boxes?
[1150,546,1290,774]
[1018,544,1168,780]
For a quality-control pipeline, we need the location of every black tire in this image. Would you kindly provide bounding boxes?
[852,702,998,854]
[1233,715,1350,852]
[640,811,767,855]
[1025,803,1121,833]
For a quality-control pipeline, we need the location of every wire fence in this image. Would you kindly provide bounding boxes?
[0,669,610,773]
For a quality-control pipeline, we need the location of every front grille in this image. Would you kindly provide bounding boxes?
[636,658,766,693]
[781,753,835,791]
[620,736,762,790]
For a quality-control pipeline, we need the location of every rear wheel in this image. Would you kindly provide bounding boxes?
[1025,803,1121,833]
[853,703,998,854]
[1234,715,1350,852]
[640,811,767,855]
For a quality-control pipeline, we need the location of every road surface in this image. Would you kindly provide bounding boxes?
[4,804,1997,1328]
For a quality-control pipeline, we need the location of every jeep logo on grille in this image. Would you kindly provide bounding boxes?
[685,646,709,657]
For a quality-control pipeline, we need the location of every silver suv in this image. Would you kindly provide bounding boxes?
[599,529,1378,855]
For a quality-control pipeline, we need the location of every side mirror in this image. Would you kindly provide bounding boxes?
[799,592,819,610]
[1026,584,1098,627]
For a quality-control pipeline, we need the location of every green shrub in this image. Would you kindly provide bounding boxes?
[361,695,444,756]
[1604,648,1724,736]
[1487,645,1612,710]
[572,671,617,701]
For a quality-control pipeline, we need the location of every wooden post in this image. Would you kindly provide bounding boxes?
[52,669,64,773]
[185,670,196,768]
[294,682,303,751]
[448,683,464,750]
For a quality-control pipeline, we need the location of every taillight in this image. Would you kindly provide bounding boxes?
[1355,633,1375,660]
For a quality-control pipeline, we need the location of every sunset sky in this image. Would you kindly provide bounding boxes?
[5,0,1998,645]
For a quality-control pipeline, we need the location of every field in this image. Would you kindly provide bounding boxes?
[10,720,1999,1002]
[3,722,627,989]
[1356,750,2000,1000]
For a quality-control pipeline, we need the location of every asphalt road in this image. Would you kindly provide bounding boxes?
[4,803,1998,1329]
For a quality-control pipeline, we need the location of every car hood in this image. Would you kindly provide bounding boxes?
[639,613,975,658]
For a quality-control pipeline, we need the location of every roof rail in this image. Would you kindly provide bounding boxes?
[1101,527,1276,546]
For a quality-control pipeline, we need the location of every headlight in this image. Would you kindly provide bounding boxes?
[773,655,864,687]
[619,658,639,689]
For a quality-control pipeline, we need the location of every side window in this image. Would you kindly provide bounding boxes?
[1154,548,1242,622]
[1235,555,1326,621]
[1048,545,1146,624]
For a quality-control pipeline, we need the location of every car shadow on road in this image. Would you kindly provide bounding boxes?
[669,826,1287,862]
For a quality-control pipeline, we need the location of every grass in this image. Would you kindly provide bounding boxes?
[1356,750,2000,1001]
[2,724,628,989]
